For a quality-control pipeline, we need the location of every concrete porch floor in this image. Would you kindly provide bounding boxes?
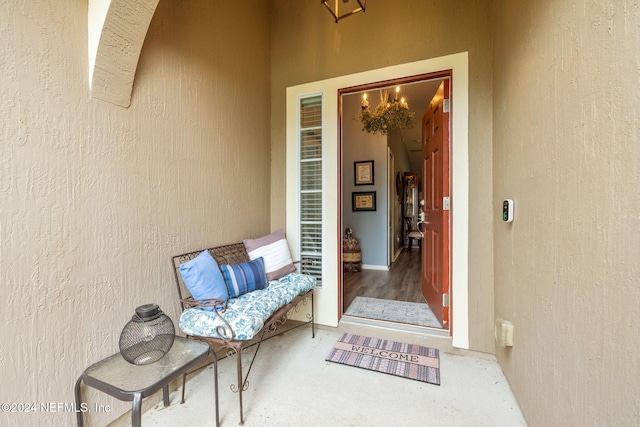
[139,322,527,426]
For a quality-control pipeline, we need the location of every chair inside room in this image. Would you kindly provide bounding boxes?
[405,216,423,250]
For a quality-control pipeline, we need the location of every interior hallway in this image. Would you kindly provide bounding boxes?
[344,249,424,308]
[139,324,527,426]
[343,249,445,330]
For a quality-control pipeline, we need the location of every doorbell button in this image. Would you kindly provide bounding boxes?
[502,199,514,222]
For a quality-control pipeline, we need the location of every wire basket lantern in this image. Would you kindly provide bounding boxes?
[119,304,175,365]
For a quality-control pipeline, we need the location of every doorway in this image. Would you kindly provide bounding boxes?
[340,71,451,330]
[285,53,470,346]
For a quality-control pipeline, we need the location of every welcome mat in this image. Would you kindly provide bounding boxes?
[345,296,443,328]
[325,333,440,385]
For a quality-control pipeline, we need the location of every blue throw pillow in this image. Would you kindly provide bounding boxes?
[179,250,229,311]
[221,257,268,298]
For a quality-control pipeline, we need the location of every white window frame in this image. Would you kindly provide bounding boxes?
[298,94,324,288]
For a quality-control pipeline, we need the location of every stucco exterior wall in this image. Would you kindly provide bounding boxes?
[270,0,495,352]
[8,1,636,425]
[492,1,640,425]
[0,1,271,426]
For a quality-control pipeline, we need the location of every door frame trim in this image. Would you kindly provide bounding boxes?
[421,78,452,330]
[285,52,469,349]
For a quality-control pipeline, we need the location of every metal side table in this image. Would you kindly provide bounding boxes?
[75,336,217,427]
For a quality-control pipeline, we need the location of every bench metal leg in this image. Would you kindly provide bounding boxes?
[220,290,315,425]
[231,331,267,425]
[180,348,219,427]
[236,348,245,425]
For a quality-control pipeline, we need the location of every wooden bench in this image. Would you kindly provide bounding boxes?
[172,242,315,425]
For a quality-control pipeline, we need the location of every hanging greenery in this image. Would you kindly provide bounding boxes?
[355,88,415,135]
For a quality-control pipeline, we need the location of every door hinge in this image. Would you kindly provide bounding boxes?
[443,99,450,113]
[443,197,450,211]
[443,293,450,307]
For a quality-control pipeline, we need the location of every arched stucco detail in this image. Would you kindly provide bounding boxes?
[88,0,159,107]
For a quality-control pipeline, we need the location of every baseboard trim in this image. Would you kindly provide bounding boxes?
[362,264,389,271]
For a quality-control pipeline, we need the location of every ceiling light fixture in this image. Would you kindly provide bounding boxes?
[322,0,366,23]
[356,86,416,135]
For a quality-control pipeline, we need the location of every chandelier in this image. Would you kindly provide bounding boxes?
[355,86,416,135]
[322,0,366,23]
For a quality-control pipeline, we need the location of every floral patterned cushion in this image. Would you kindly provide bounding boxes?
[179,272,315,341]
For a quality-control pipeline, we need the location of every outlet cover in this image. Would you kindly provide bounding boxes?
[495,319,514,347]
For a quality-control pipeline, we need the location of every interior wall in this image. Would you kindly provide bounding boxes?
[342,93,388,267]
[0,1,271,426]
[492,1,640,425]
[271,0,494,352]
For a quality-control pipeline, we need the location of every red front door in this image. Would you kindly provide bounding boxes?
[421,80,451,328]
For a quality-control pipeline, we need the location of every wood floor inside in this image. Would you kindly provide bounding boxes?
[343,248,425,310]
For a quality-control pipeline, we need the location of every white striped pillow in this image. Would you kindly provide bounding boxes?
[243,230,297,280]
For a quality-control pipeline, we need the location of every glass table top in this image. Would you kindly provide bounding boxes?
[83,336,209,394]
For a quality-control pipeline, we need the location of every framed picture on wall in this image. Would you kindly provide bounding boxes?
[354,160,374,185]
[352,191,376,211]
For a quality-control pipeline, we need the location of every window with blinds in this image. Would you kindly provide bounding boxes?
[299,96,323,288]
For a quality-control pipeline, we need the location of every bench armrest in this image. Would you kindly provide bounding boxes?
[180,297,236,341]
[180,297,226,310]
